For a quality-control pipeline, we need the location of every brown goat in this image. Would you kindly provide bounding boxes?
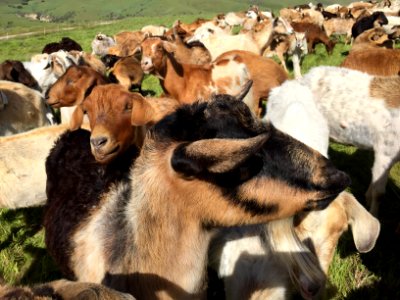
[215,50,288,115]
[47,65,108,124]
[341,47,400,75]
[108,56,144,91]
[0,80,50,135]
[140,37,255,111]
[0,60,40,91]
[291,22,336,54]
[351,27,392,51]
[161,27,212,65]
[70,84,179,163]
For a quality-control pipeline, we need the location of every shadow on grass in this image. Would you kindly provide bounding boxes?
[328,144,400,299]
[0,207,43,251]
[0,207,63,285]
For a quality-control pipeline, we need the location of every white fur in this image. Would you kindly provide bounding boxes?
[299,66,400,215]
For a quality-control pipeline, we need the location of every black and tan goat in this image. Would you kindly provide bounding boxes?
[44,84,350,299]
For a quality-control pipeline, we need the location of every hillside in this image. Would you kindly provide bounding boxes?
[1,0,352,34]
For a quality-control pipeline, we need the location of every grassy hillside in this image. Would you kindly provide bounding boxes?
[1,0,353,34]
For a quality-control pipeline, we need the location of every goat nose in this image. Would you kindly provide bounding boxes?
[90,136,108,149]
[305,281,321,298]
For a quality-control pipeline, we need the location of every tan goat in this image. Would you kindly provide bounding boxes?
[0,80,51,136]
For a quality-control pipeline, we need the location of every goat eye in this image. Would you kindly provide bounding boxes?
[124,103,132,111]
[66,79,73,85]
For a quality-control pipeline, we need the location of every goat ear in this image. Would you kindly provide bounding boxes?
[171,133,269,176]
[342,192,381,253]
[235,80,253,102]
[162,41,177,53]
[70,105,85,131]
[131,94,156,126]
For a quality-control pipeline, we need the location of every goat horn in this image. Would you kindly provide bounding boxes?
[235,80,253,102]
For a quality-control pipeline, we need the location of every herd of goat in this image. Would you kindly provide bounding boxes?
[2,0,400,299]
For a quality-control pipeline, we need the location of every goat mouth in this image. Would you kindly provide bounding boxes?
[141,66,154,74]
[47,100,61,107]
[93,144,121,163]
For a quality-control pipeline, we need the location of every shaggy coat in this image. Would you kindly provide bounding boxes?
[44,92,350,299]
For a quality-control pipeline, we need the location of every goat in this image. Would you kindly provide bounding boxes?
[341,34,400,76]
[323,17,355,44]
[108,56,144,91]
[69,84,179,162]
[0,80,51,136]
[0,124,69,208]
[46,65,108,125]
[351,11,388,38]
[263,31,308,79]
[214,50,288,115]
[187,17,294,60]
[44,86,350,299]
[23,50,78,96]
[140,37,256,111]
[91,33,116,57]
[0,60,40,91]
[209,80,380,300]
[141,25,168,36]
[69,50,107,75]
[160,27,212,65]
[350,27,391,51]
[0,279,134,300]
[42,37,83,54]
[291,22,336,54]
[160,37,287,115]
[298,65,400,216]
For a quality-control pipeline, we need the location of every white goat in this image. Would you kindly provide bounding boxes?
[187,17,293,60]
[298,65,400,216]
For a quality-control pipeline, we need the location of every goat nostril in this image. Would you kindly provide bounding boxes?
[90,136,108,149]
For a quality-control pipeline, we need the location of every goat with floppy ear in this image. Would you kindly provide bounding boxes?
[44,81,350,299]
[70,84,179,163]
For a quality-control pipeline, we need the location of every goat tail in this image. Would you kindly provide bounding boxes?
[265,217,326,294]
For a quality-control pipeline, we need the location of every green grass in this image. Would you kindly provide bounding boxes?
[0,0,354,35]
[1,10,400,299]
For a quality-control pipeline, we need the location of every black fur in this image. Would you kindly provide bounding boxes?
[42,37,83,54]
[352,11,388,38]
[44,129,138,278]
[101,54,120,68]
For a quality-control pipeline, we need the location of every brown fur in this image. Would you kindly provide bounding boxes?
[341,47,400,76]
[0,80,49,135]
[140,37,248,106]
[109,56,144,90]
[351,27,391,51]
[47,65,108,109]
[215,50,288,115]
[70,84,179,163]
[323,17,355,44]
[370,76,400,108]
[291,22,336,54]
